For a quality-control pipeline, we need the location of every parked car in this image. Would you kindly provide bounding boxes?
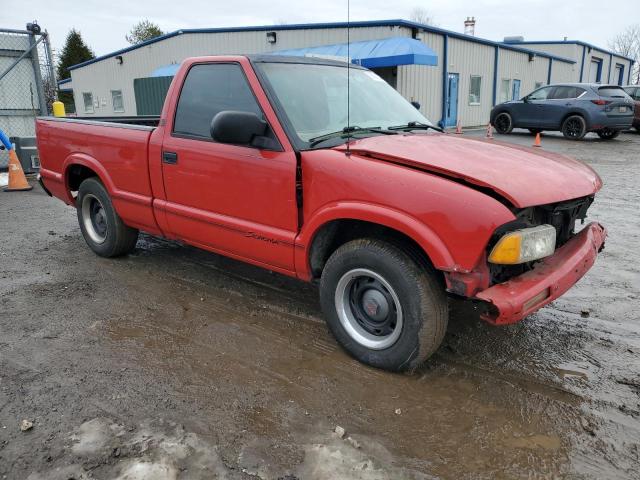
[622,85,640,132]
[490,83,634,140]
[36,56,606,372]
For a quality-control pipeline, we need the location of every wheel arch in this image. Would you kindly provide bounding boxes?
[63,153,116,203]
[295,203,456,282]
[560,110,587,128]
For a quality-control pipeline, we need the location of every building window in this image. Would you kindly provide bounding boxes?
[469,75,481,105]
[82,92,94,113]
[111,90,124,113]
[500,79,510,104]
[589,57,603,83]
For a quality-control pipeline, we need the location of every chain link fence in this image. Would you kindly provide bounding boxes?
[0,26,55,169]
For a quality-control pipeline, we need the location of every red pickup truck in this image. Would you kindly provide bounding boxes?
[37,55,606,371]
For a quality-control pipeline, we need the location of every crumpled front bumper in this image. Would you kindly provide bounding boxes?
[476,222,606,325]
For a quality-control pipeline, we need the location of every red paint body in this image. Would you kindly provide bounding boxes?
[36,56,606,324]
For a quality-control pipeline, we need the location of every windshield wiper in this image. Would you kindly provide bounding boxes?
[308,126,396,147]
[388,121,443,133]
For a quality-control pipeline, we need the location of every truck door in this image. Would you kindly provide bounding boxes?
[158,61,298,273]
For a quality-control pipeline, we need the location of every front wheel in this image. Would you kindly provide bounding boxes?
[493,112,513,134]
[319,239,448,372]
[561,115,586,140]
[76,177,139,257]
[597,129,620,140]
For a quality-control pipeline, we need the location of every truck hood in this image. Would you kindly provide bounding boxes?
[335,134,602,208]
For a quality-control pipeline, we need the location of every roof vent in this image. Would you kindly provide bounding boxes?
[464,17,476,36]
[503,36,524,43]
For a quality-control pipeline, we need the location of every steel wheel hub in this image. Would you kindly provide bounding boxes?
[335,268,403,350]
[81,194,108,244]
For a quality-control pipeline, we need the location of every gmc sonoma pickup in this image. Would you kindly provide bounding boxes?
[36,55,606,371]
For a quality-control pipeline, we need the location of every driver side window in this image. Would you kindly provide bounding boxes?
[528,86,553,101]
[173,63,264,139]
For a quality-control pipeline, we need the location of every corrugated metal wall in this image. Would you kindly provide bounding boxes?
[447,38,495,126]
[550,60,575,83]
[517,43,633,85]
[397,31,443,123]
[497,49,550,100]
[71,26,405,117]
[68,24,585,128]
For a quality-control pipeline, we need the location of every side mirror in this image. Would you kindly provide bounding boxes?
[522,96,530,103]
[211,111,268,146]
[410,101,421,110]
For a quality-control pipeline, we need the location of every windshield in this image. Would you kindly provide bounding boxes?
[258,62,433,144]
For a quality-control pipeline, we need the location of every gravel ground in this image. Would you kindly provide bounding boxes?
[0,129,638,479]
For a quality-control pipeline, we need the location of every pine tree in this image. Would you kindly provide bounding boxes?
[56,29,95,112]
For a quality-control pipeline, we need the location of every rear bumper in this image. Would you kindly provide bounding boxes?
[589,111,633,131]
[475,222,606,325]
[38,175,52,196]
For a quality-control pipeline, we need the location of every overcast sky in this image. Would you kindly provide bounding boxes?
[6,0,637,58]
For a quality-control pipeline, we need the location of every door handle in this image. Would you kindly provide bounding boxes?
[162,151,178,164]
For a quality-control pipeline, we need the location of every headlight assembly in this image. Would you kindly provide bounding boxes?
[488,225,556,265]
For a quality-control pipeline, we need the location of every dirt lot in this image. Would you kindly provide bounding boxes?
[1,130,639,479]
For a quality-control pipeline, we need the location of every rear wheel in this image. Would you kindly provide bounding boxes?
[76,177,139,257]
[319,239,448,372]
[561,115,586,140]
[597,129,620,140]
[493,112,513,134]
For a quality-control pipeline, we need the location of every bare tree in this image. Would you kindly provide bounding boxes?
[409,7,436,26]
[608,24,640,84]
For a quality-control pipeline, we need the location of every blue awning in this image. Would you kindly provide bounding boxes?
[270,37,438,68]
[151,64,181,77]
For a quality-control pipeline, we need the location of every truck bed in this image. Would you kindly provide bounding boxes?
[36,115,160,234]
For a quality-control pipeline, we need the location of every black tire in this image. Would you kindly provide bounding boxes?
[493,112,513,134]
[319,239,448,372]
[597,129,620,140]
[76,177,139,257]
[561,115,586,140]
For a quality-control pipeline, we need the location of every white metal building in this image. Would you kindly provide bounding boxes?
[61,19,635,128]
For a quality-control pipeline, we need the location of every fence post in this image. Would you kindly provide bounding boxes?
[28,32,48,115]
[43,31,57,101]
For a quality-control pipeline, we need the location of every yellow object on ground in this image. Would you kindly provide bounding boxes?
[52,101,66,117]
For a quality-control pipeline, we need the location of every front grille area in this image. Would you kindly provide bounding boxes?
[488,195,594,284]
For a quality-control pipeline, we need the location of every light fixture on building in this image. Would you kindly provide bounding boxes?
[266,31,277,44]
[528,53,536,62]
[115,55,123,65]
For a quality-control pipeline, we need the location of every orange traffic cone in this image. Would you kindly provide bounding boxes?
[455,121,463,134]
[486,123,494,139]
[3,149,32,192]
[533,132,542,147]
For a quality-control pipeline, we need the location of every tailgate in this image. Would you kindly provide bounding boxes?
[597,86,634,117]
